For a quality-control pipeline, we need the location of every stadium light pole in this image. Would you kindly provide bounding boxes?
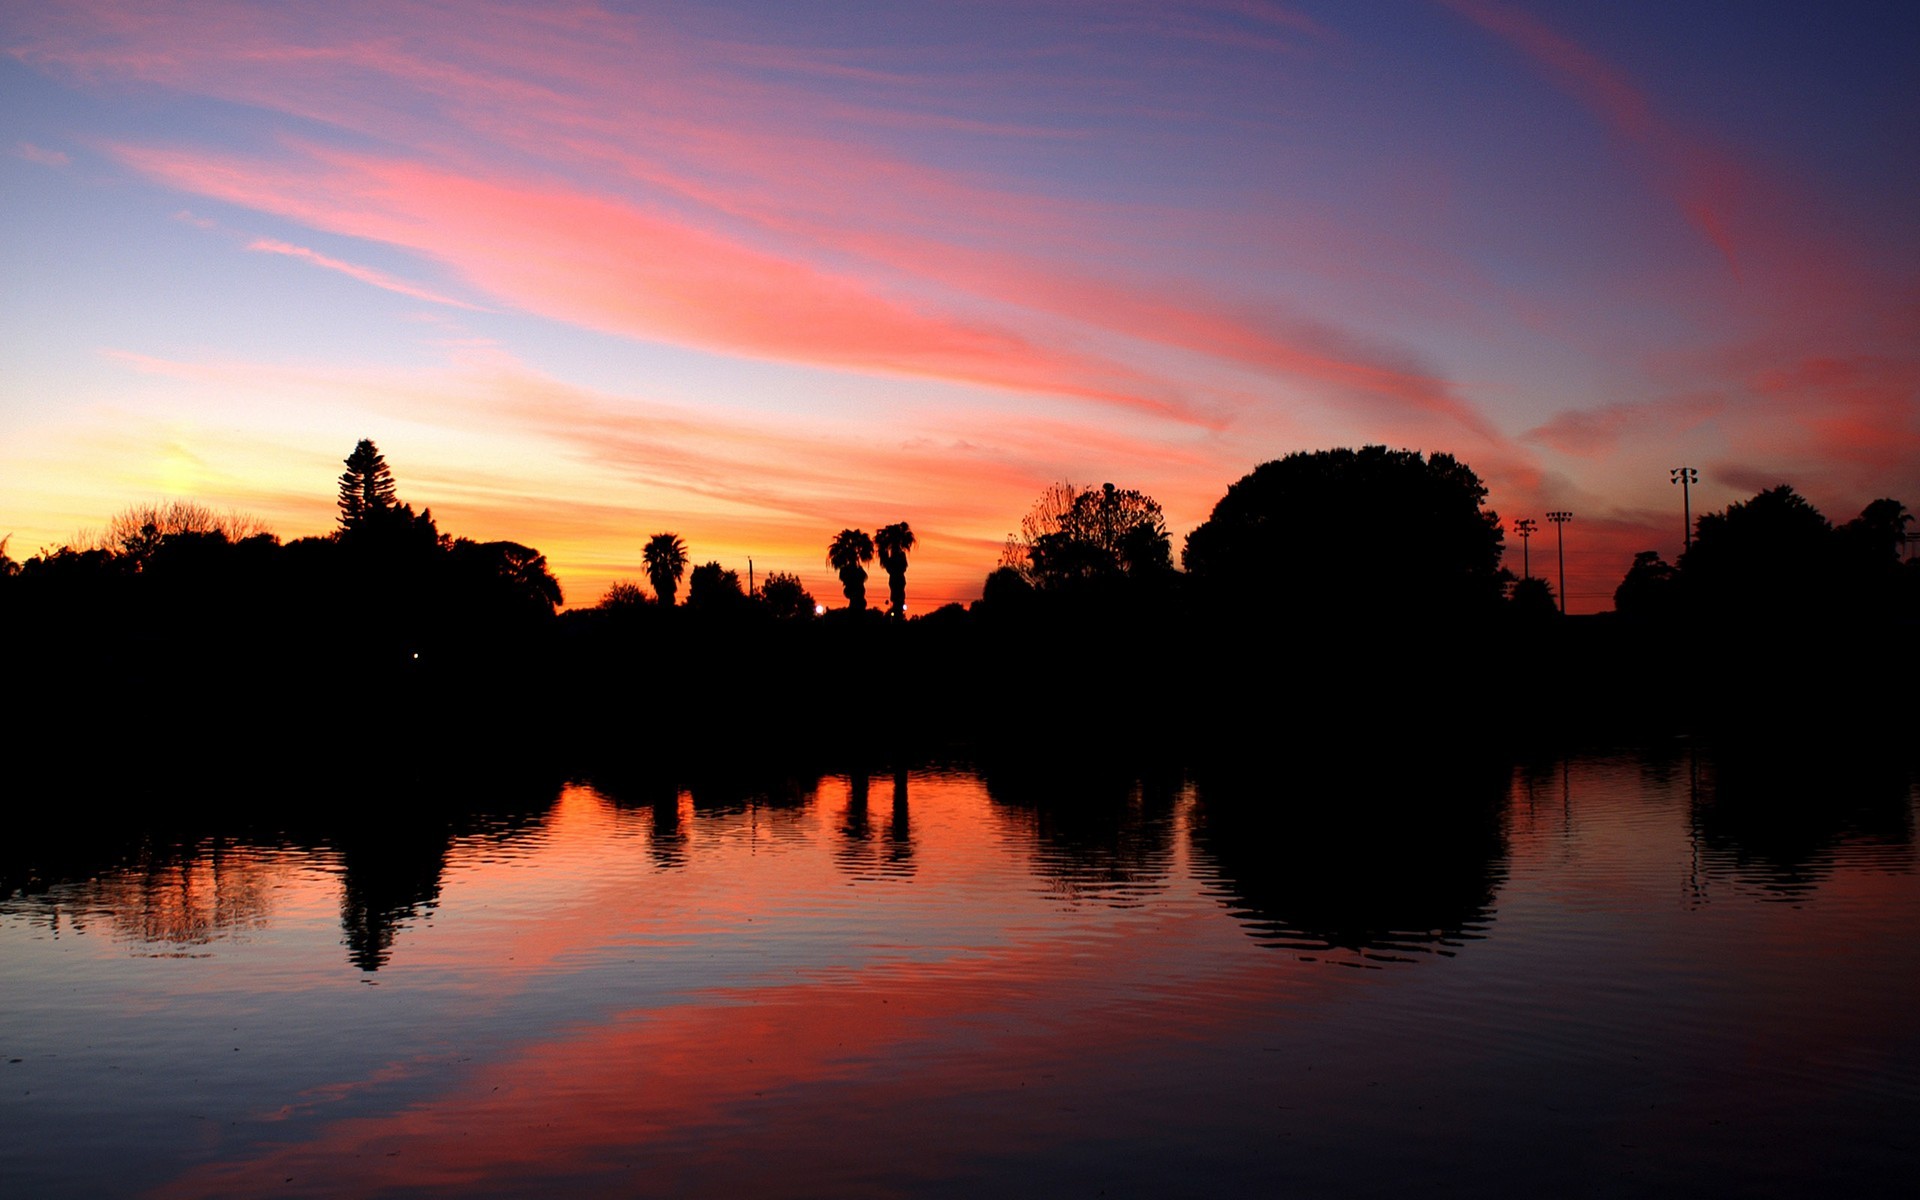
[1513,517,1537,581]
[1670,467,1698,553]
[1547,511,1573,614]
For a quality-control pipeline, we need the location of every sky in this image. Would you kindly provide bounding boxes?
[3,0,1916,612]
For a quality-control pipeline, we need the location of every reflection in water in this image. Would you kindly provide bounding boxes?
[1691,744,1916,901]
[839,769,871,841]
[649,785,686,868]
[3,748,1916,1198]
[337,819,451,972]
[1190,755,1510,964]
[889,768,915,869]
[835,768,917,881]
[585,771,688,867]
[1,773,565,971]
[982,763,1180,907]
[4,841,281,952]
[329,779,562,971]
[588,766,827,869]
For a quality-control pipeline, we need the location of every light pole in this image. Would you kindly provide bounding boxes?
[1547,511,1573,614]
[1670,467,1698,553]
[1513,517,1537,581]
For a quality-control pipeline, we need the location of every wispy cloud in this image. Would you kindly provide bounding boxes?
[21,0,1523,444]
[119,142,1212,424]
[1525,394,1727,458]
[245,237,485,310]
[1440,0,1747,275]
[9,0,1913,613]
[15,140,70,167]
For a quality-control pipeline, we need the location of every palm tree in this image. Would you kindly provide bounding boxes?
[874,522,915,617]
[642,533,689,606]
[827,529,875,611]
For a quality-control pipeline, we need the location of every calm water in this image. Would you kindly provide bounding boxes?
[3,748,1916,1197]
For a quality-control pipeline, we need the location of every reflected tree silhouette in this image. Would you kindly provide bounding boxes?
[888,768,914,868]
[842,770,871,840]
[982,764,1179,906]
[1190,756,1510,964]
[337,821,450,973]
[1689,744,1915,901]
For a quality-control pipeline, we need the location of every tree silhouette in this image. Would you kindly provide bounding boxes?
[102,501,267,566]
[827,529,875,610]
[337,439,398,531]
[1680,485,1835,617]
[449,539,563,614]
[757,571,816,620]
[1612,550,1678,618]
[977,564,1034,612]
[875,522,915,616]
[1838,498,1913,567]
[1008,482,1170,588]
[686,560,745,612]
[597,580,648,611]
[1508,575,1558,620]
[1183,446,1504,621]
[642,533,689,606]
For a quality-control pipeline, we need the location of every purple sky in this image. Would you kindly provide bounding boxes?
[4,1,1915,610]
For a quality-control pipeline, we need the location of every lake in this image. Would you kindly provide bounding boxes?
[3,744,1915,1197]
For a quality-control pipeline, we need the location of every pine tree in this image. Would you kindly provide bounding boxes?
[337,439,398,531]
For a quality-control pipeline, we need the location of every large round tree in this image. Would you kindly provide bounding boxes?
[1182,446,1505,622]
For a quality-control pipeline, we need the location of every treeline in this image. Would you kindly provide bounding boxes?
[1559,484,1918,744]
[4,442,568,759]
[5,442,1914,778]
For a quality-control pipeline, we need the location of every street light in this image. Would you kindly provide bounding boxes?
[1670,467,1698,552]
[1547,511,1573,614]
[1512,517,1537,581]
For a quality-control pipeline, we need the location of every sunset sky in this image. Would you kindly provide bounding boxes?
[4,1,1915,611]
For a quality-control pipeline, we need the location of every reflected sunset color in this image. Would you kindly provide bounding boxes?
[5,2,1916,609]
[4,751,1916,1196]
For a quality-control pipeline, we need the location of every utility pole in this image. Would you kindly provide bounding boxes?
[1670,467,1698,553]
[748,557,755,597]
[1547,511,1573,614]
[1513,517,1537,581]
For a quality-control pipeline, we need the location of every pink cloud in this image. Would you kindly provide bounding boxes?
[1441,0,1747,275]
[17,0,1530,449]
[246,237,484,309]
[15,140,70,167]
[1524,394,1728,457]
[118,142,1208,423]
[1738,354,1920,485]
